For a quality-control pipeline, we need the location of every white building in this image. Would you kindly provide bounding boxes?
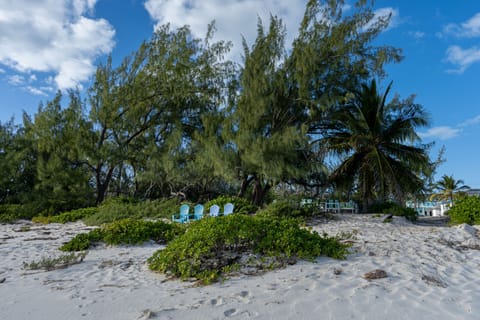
[406,201,451,217]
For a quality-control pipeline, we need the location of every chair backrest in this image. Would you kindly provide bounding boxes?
[223,203,234,215]
[194,204,204,214]
[179,204,190,217]
[194,204,204,219]
[209,204,220,217]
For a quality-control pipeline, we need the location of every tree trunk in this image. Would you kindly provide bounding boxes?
[237,175,254,198]
[95,166,115,204]
[252,178,271,206]
[362,170,370,213]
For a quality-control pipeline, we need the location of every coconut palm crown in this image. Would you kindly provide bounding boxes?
[321,79,431,212]
[430,174,470,204]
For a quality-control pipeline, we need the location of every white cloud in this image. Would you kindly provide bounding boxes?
[0,0,115,90]
[7,75,25,86]
[374,7,399,30]
[27,86,49,96]
[460,115,480,127]
[419,126,462,141]
[445,45,480,74]
[144,2,399,62]
[144,0,307,61]
[361,7,399,33]
[409,31,425,40]
[442,12,480,38]
[421,115,480,141]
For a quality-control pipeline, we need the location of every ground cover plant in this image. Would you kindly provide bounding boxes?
[447,196,480,225]
[148,214,350,284]
[257,200,316,219]
[60,218,185,251]
[204,196,258,215]
[32,207,98,224]
[23,252,88,271]
[0,204,41,223]
[82,198,181,226]
[29,198,182,226]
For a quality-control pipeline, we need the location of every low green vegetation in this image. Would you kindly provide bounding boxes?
[30,198,181,226]
[147,214,350,284]
[257,200,315,219]
[23,252,88,271]
[447,196,480,225]
[60,219,185,251]
[32,207,98,224]
[59,230,103,251]
[0,204,41,223]
[100,218,184,245]
[82,198,180,226]
[368,201,417,221]
[204,196,258,215]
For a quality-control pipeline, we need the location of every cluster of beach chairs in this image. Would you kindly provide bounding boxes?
[172,203,234,223]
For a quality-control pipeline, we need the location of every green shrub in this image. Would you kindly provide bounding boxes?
[204,196,258,215]
[135,198,182,220]
[50,207,98,223]
[388,205,417,221]
[83,198,181,226]
[447,196,480,225]
[101,219,184,245]
[148,214,349,284]
[23,251,88,271]
[59,229,103,251]
[0,204,41,223]
[368,201,417,221]
[60,219,185,251]
[82,202,137,225]
[33,207,99,224]
[31,216,51,224]
[257,200,313,219]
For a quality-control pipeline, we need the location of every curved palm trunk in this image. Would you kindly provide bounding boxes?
[361,169,371,213]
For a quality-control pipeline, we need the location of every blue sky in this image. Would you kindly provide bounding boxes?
[0,0,479,187]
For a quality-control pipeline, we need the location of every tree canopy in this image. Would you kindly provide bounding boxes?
[319,79,431,211]
[0,0,436,214]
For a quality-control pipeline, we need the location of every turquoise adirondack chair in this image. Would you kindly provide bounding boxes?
[209,204,220,217]
[192,204,204,221]
[172,204,190,223]
[340,201,356,213]
[326,200,340,213]
[222,203,234,216]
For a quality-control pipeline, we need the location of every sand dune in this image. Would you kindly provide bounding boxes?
[1,214,479,320]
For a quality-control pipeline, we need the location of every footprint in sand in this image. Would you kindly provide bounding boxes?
[224,308,237,317]
[234,290,251,303]
[210,298,224,306]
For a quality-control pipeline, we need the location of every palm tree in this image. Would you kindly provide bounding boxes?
[321,79,431,212]
[431,174,470,204]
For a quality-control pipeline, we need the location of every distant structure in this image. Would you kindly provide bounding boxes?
[407,187,480,217]
[406,201,451,217]
[466,189,480,197]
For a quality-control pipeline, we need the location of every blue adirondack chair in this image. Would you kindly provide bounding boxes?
[222,203,234,216]
[172,204,190,223]
[192,204,204,220]
[209,204,220,217]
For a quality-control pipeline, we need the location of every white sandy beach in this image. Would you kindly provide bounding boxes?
[1,214,480,320]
